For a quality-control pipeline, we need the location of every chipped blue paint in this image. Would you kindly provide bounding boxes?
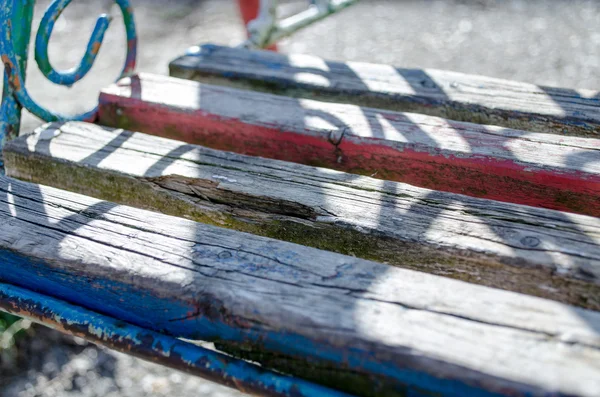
[34,0,137,88]
[35,0,111,87]
[0,245,510,397]
[0,0,137,145]
[0,0,34,168]
[0,282,354,397]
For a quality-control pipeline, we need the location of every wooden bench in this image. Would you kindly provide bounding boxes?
[1,175,600,397]
[2,43,600,396]
[5,121,600,310]
[170,44,600,138]
[97,73,600,217]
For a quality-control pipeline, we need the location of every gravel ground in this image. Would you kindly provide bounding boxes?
[1,0,600,396]
[2,326,242,397]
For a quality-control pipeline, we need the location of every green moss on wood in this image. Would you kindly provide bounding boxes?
[4,151,600,312]
[214,340,416,397]
[5,149,600,392]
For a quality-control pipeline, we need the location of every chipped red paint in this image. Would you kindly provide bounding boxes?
[98,95,600,217]
[337,137,600,216]
[99,98,340,167]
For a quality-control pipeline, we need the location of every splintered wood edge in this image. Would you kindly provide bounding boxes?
[96,73,600,218]
[169,44,600,138]
[5,121,600,311]
[0,175,600,396]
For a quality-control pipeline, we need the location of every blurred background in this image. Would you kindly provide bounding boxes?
[1,0,600,395]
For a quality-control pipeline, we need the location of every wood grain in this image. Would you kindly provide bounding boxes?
[98,73,600,217]
[6,121,600,310]
[1,175,600,396]
[169,44,600,137]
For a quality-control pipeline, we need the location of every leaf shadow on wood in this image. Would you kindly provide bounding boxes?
[0,170,123,391]
[3,59,600,395]
[109,64,600,328]
[0,173,565,397]
[2,124,600,396]
[239,56,600,305]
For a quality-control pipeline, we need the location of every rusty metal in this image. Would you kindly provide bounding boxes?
[0,0,137,162]
[34,0,136,89]
[0,0,34,168]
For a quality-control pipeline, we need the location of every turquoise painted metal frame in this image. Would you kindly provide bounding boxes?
[0,0,137,167]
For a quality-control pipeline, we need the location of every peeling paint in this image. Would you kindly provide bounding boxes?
[0,0,138,149]
[0,282,353,397]
[0,0,34,167]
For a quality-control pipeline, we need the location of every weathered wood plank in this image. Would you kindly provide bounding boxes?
[98,73,600,217]
[6,121,600,310]
[169,44,600,137]
[1,175,600,397]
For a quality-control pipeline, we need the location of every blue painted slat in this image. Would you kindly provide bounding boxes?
[0,282,354,397]
[0,176,598,396]
[0,238,477,397]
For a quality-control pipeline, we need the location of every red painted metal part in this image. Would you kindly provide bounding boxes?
[98,79,600,218]
[237,0,278,51]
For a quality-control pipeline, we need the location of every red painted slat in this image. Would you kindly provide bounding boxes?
[98,74,600,217]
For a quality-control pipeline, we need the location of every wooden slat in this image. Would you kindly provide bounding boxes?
[6,121,600,310]
[1,175,600,397]
[97,73,600,217]
[169,44,600,138]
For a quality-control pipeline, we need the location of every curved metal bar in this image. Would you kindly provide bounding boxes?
[35,0,112,87]
[240,0,359,49]
[0,0,137,123]
[35,0,137,87]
